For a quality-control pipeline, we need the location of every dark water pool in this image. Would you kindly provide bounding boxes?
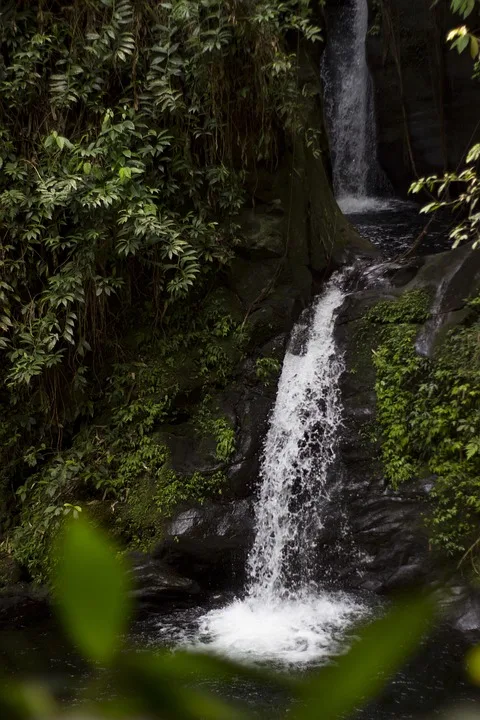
[343,198,454,259]
[2,603,480,719]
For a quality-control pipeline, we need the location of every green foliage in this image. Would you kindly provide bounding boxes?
[0,0,321,553]
[449,0,478,20]
[411,146,480,250]
[212,421,236,462]
[0,517,435,720]
[371,291,480,559]
[411,0,480,245]
[447,25,480,58]
[9,435,167,580]
[195,398,236,462]
[157,469,226,516]
[11,429,227,579]
[255,356,282,385]
[54,518,131,664]
[368,291,430,485]
[5,283,244,579]
[366,290,431,326]
[416,324,480,556]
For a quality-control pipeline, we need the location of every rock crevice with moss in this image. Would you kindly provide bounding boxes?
[330,243,480,593]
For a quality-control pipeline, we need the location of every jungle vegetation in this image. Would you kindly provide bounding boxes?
[1,0,480,717]
[0,0,480,580]
[0,0,322,578]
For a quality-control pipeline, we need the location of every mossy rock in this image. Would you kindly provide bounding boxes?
[236,207,285,258]
[116,475,166,552]
[0,551,23,588]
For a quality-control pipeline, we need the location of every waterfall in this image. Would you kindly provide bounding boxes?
[192,272,367,664]
[322,0,385,213]
[247,274,346,600]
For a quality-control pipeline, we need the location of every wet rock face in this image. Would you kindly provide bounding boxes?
[145,376,274,596]
[328,243,480,596]
[453,591,480,637]
[366,0,479,195]
[128,553,201,615]
[0,585,50,629]
[128,496,256,609]
[154,499,254,592]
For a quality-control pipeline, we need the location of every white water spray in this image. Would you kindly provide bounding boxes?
[191,273,367,664]
[322,0,387,212]
[247,275,347,599]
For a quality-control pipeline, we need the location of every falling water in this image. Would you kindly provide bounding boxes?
[247,274,347,599]
[192,272,367,664]
[322,0,386,212]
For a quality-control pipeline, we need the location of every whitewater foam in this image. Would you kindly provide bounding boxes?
[192,593,365,666]
[338,196,400,215]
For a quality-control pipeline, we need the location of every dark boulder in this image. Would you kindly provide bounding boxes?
[0,585,50,629]
[154,499,254,593]
[128,553,200,615]
[225,386,275,499]
[452,590,480,637]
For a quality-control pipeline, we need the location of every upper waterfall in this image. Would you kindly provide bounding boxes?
[322,0,385,212]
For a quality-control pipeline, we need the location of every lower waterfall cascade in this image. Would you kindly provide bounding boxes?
[190,272,368,664]
[246,272,349,599]
[3,0,480,713]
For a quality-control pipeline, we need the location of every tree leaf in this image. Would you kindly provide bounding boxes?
[53,516,131,664]
[470,35,479,58]
[0,681,57,720]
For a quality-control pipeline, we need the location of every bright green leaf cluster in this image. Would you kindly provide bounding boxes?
[0,0,320,517]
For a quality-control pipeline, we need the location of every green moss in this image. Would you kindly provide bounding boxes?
[8,292,243,581]
[117,465,226,552]
[366,289,431,325]
[370,290,480,561]
[11,432,227,578]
